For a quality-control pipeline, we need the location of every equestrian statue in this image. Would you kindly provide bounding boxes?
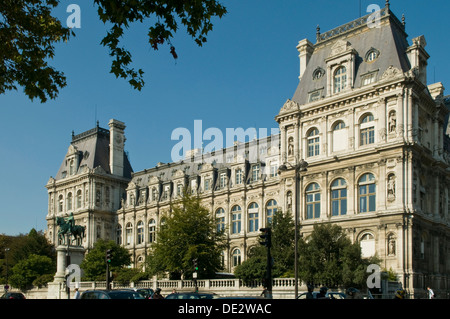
[56,213,85,246]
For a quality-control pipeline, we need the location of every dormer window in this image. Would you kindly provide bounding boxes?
[333,66,347,93]
[365,48,380,63]
[312,67,325,80]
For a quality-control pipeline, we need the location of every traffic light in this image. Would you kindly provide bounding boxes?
[193,258,198,271]
[259,228,272,248]
[106,249,113,263]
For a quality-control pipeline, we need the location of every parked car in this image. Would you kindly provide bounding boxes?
[297,291,346,299]
[80,289,145,299]
[123,288,154,299]
[0,292,26,299]
[165,292,218,299]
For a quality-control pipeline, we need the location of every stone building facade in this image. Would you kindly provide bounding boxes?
[46,3,450,295]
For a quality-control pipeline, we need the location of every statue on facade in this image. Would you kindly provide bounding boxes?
[56,213,85,245]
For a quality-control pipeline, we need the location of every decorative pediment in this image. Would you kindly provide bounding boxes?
[279,99,300,115]
[66,144,78,156]
[330,40,352,56]
[147,176,161,185]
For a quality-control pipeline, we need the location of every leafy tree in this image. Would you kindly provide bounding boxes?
[1,0,227,102]
[1,229,56,286]
[298,224,380,288]
[9,254,54,290]
[146,192,227,279]
[234,209,296,283]
[80,239,131,281]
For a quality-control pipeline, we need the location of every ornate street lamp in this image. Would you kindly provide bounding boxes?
[278,159,308,299]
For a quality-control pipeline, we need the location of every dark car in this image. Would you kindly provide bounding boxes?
[80,289,145,299]
[136,288,154,299]
[297,291,346,299]
[1,292,26,299]
[165,292,218,299]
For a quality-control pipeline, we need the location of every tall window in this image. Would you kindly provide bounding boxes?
[235,169,243,185]
[76,190,82,209]
[116,224,122,245]
[360,113,375,146]
[231,205,242,234]
[266,200,277,225]
[306,183,321,219]
[219,172,227,189]
[216,208,225,233]
[137,221,144,244]
[307,128,320,157]
[359,173,376,213]
[331,178,347,216]
[148,219,156,243]
[67,192,73,211]
[252,165,260,182]
[334,66,347,93]
[232,248,241,267]
[248,203,259,232]
[126,222,133,245]
[332,121,347,152]
[58,195,64,212]
[151,187,158,201]
[360,233,375,258]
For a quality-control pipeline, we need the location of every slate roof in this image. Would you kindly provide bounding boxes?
[292,6,410,106]
[55,125,133,180]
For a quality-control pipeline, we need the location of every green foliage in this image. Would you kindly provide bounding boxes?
[0,0,74,102]
[80,239,131,281]
[146,192,227,279]
[0,0,227,101]
[114,267,149,285]
[298,224,380,288]
[234,210,296,282]
[9,254,54,290]
[1,229,56,287]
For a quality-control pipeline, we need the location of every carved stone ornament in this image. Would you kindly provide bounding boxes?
[279,99,300,115]
[380,65,403,81]
[330,39,352,56]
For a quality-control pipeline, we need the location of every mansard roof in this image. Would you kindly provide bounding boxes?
[54,123,133,180]
[292,5,411,106]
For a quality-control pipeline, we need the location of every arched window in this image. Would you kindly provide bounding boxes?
[307,128,320,157]
[334,66,347,93]
[360,233,375,258]
[216,208,225,233]
[58,195,64,212]
[232,248,241,267]
[332,121,347,152]
[116,224,122,245]
[248,203,259,232]
[358,173,376,213]
[137,221,144,244]
[331,178,347,216]
[231,205,242,234]
[266,200,277,225]
[148,219,156,243]
[306,183,321,219]
[67,193,73,211]
[360,113,375,146]
[365,48,380,62]
[126,222,133,245]
[76,190,82,209]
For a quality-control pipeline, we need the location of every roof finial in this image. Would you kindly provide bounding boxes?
[316,25,321,42]
[385,0,390,10]
[402,14,406,26]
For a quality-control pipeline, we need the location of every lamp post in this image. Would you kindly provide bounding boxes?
[278,159,308,299]
[4,248,10,292]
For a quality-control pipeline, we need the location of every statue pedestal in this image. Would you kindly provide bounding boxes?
[48,245,85,299]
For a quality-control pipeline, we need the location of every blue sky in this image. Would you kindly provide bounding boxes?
[1,0,449,235]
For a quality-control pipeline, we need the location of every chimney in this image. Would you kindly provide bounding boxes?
[108,119,126,176]
[296,39,314,81]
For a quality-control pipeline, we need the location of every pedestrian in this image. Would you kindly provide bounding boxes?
[74,288,80,299]
[427,287,435,299]
[317,286,328,299]
[305,284,314,299]
[152,288,164,299]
